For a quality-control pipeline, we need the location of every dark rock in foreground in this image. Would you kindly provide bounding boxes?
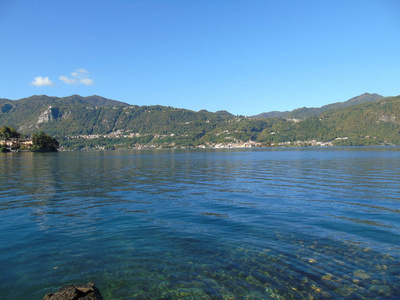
[43,282,103,300]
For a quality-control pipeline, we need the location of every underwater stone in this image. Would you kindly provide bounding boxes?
[368,285,393,297]
[43,282,103,300]
[353,270,371,280]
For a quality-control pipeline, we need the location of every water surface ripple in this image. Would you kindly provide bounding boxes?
[1,147,399,299]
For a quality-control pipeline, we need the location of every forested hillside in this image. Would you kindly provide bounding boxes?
[253,93,383,119]
[1,94,399,149]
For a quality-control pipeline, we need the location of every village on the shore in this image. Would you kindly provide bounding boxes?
[0,137,33,152]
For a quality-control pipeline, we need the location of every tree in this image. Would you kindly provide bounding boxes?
[31,132,59,152]
[0,126,20,139]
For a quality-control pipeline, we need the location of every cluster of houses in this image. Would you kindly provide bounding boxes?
[0,138,33,151]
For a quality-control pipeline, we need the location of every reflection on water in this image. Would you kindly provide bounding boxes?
[0,148,399,299]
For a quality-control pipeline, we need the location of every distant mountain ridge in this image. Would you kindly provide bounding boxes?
[1,94,128,107]
[0,94,234,137]
[2,93,400,149]
[252,93,384,119]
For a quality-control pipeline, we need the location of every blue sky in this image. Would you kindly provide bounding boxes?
[1,0,399,115]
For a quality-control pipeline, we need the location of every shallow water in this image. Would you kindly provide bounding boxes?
[0,147,399,299]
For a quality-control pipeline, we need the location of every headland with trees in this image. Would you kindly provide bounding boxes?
[0,126,59,152]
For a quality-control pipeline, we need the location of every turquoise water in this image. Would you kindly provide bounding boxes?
[0,147,399,299]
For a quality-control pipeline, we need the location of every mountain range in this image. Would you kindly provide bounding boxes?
[252,93,384,119]
[1,93,399,149]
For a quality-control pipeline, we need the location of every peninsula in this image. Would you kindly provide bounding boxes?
[0,126,58,152]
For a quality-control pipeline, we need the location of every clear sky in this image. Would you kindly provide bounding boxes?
[1,0,399,115]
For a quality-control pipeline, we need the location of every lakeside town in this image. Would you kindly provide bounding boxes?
[1,129,351,152]
[63,131,347,150]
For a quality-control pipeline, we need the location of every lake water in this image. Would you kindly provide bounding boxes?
[0,147,399,299]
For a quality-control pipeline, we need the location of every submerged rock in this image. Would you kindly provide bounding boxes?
[43,282,103,300]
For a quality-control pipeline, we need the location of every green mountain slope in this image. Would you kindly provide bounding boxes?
[0,95,129,131]
[321,95,400,145]
[1,93,400,149]
[0,94,234,137]
[255,95,400,146]
[253,93,384,119]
